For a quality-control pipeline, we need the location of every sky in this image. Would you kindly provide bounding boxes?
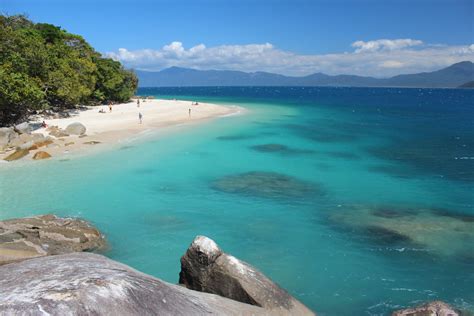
[2,0,473,77]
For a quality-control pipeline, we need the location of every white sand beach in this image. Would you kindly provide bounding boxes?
[0,98,244,161]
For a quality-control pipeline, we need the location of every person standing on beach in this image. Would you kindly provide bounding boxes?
[109,102,112,112]
[139,112,143,124]
[137,99,140,107]
[189,108,191,117]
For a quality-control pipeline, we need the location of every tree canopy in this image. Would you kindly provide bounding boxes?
[0,15,138,126]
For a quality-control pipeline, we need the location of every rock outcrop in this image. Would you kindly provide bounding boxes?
[13,122,32,134]
[3,148,29,161]
[47,126,69,138]
[0,127,17,149]
[0,214,106,265]
[32,151,51,160]
[0,252,271,316]
[65,122,86,135]
[392,301,459,316]
[179,235,315,315]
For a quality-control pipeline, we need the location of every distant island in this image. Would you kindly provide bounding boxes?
[458,81,474,88]
[136,61,474,88]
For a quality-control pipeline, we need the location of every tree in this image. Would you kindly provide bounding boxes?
[0,15,138,126]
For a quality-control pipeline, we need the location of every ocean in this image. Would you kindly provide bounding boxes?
[0,87,473,315]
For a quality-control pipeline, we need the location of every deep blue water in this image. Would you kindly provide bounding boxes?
[1,87,473,315]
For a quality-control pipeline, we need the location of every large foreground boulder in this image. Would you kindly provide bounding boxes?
[65,122,86,135]
[179,235,315,315]
[0,252,270,315]
[392,301,459,316]
[0,214,106,265]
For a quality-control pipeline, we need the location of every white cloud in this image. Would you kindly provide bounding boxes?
[106,39,474,77]
[351,39,423,53]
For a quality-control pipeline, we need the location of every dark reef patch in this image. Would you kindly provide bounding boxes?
[283,123,358,143]
[216,134,256,141]
[210,171,323,199]
[430,208,474,223]
[328,205,474,260]
[372,207,418,218]
[366,135,474,182]
[363,225,413,245]
[250,143,315,155]
[367,164,417,179]
[324,151,360,160]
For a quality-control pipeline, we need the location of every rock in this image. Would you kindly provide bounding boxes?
[0,214,106,265]
[392,301,459,316]
[65,141,75,146]
[47,126,69,138]
[0,127,17,149]
[0,252,270,316]
[13,122,31,134]
[179,235,315,315]
[3,148,29,161]
[9,133,45,148]
[47,143,61,149]
[211,171,322,199]
[84,140,101,145]
[32,151,51,160]
[29,139,54,150]
[65,122,86,135]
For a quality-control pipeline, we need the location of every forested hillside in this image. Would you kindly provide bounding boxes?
[0,15,138,125]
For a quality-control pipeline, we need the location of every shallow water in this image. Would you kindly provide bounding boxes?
[1,87,473,315]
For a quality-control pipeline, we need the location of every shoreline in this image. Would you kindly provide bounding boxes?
[0,98,246,163]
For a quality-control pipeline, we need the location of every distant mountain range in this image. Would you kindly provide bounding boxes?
[136,61,474,88]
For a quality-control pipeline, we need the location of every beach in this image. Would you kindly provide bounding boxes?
[0,98,243,161]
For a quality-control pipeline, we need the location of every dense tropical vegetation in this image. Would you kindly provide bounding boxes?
[0,15,138,126]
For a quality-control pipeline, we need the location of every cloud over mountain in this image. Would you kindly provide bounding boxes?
[106,39,474,77]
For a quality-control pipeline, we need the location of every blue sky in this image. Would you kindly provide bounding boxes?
[2,0,474,76]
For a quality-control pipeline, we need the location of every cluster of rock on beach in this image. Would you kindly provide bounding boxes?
[0,121,90,162]
[0,214,464,315]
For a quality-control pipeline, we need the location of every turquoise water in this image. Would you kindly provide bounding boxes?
[1,87,473,315]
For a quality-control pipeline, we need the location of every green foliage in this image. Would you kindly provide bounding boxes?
[0,15,138,126]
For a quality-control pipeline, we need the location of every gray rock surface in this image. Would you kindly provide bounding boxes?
[0,214,106,265]
[65,122,86,135]
[392,301,459,316]
[47,126,69,138]
[0,127,17,149]
[14,122,32,134]
[179,235,315,315]
[0,252,270,316]
[9,133,46,149]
